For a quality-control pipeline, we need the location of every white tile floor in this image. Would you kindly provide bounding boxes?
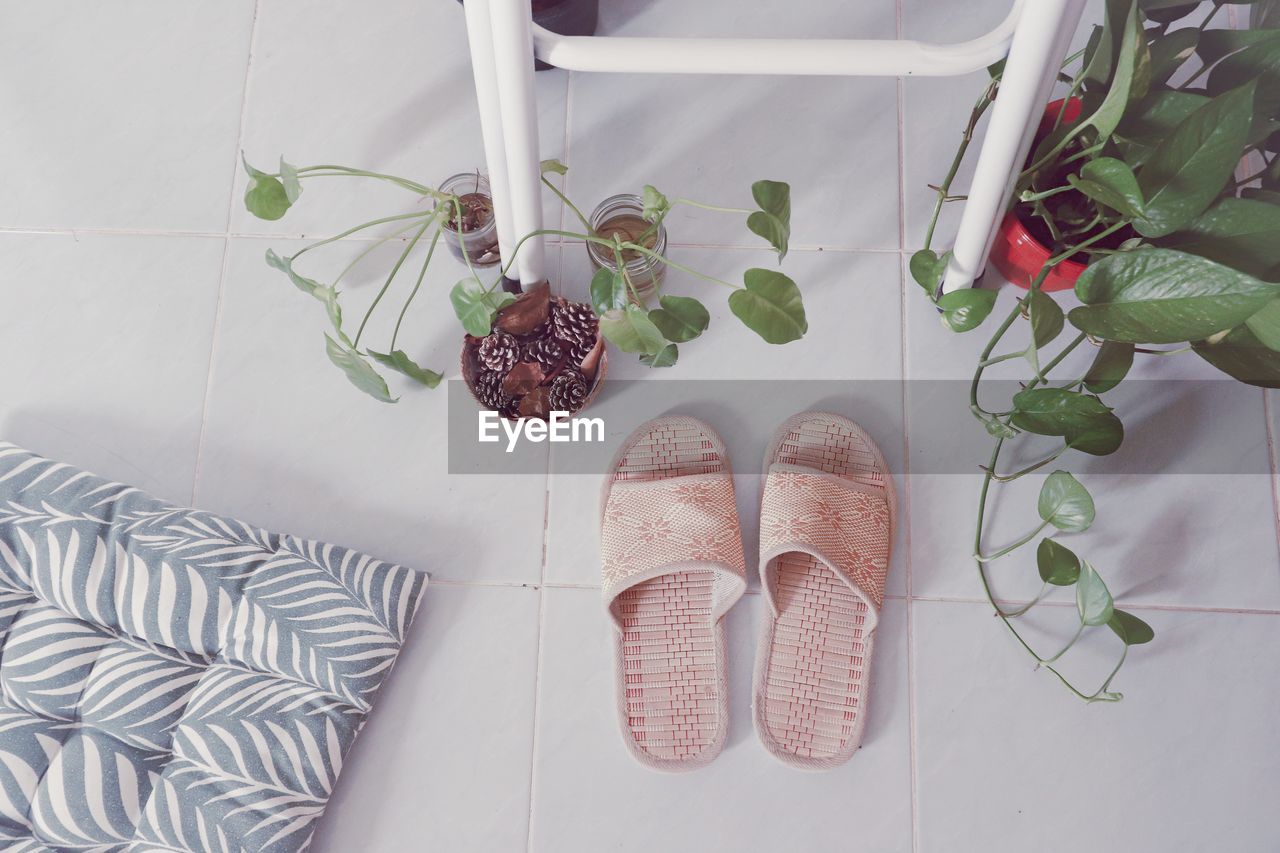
[2,1,1277,851]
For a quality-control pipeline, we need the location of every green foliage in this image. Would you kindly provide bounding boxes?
[648,295,710,343]
[1083,341,1135,393]
[599,305,666,355]
[367,349,443,388]
[1070,249,1280,343]
[1037,471,1097,533]
[325,334,396,403]
[937,289,997,332]
[243,155,292,221]
[729,269,808,344]
[451,279,516,337]
[1076,561,1115,626]
[1037,538,1082,586]
[1108,609,1155,645]
[746,180,791,260]
[1011,389,1124,456]
[590,267,628,314]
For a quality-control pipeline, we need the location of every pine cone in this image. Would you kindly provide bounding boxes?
[551,300,598,341]
[521,337,563,371]
[548,368,589,413]
[551,301,598,366]
[474,370,510,411]
[477,331,519,373]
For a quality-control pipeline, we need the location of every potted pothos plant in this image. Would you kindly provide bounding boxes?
[910,0,1280,701]
[240,156,804,414]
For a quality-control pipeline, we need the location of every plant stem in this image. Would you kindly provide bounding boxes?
[1042,620,1086,664]
[925,80,998,250]
[622,243,740,290]
[333,219,430,288]
[984,446,1066,482]
[976,519,1050,562]
[672,198,752,215]
[390,225,441,352]
[1020,184,1078,203]
[292,212,433,261]
[354,218,430,348]
[295,165,436,196]
[998,582,1049,618]
[1048,221,1127,265]
[542,175,592,231]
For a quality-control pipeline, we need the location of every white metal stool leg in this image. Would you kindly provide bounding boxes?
[488,0,547,287]
[941,0,1087,293]
[463,0,519,284]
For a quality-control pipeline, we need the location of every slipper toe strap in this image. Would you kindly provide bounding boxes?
[759,464,891,612]
[602,473,746,624]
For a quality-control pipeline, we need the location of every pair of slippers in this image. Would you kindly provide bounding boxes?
[599,412,896,771]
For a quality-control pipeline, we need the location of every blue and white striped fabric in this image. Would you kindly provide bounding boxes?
[0,442,427,852]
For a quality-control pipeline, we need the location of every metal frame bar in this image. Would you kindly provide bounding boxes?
[466,0,1087,294]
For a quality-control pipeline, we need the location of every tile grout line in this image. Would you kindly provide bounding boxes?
[893,2,921,849]
[1263,389,1280,575]
[190,0,262,507]
[0,224,903,254]
[525,249,565,853]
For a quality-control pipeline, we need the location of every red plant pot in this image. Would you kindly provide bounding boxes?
[988,97,1086,293]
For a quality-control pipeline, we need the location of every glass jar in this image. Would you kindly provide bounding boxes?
[585,194,667,304]
[437,172,501,268]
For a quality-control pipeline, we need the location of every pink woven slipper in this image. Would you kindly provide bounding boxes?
[752,412,896,770]
[599,416,747,771]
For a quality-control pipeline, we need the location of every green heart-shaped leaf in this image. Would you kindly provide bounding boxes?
[1164,198,1280,280]
[1245,299,1280,351]
[1037,538,1082,586]
[1037,470,1096,533]
[1136,80,1256,237]
[1207,37,1280,128]
[1115,90,1208,168]
[245,174,291,221]
[746,180,791,260]
[642,185,669,221]
[1070,248,1280,344]
[937,288,997,333]
[639,343,679,367]
[367,349,443,388]
[1084,340,1135,393]
[909,249,949,298]
[1012,388,1124,456]
[1070,157,1145,219]
[649,295,709,343]
[590,267,628,314]
[450,279,515,337]
[1076,561,1115,626]
[729,269,807,344]
[1026,288,1064,349]
[1108,608,1155,645]
[1194,324,1280,388]
[1075,0,1142,140]
[325,334,396,403]
[540,158,569,175]
[279,158,302,204]
[599,305,666,355]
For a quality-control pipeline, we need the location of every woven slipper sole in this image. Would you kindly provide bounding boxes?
[752,412,896,770]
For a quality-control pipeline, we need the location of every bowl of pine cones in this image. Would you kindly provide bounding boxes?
[461,281,606,420]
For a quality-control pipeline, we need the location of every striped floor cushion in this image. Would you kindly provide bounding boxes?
[0,442,427,852]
